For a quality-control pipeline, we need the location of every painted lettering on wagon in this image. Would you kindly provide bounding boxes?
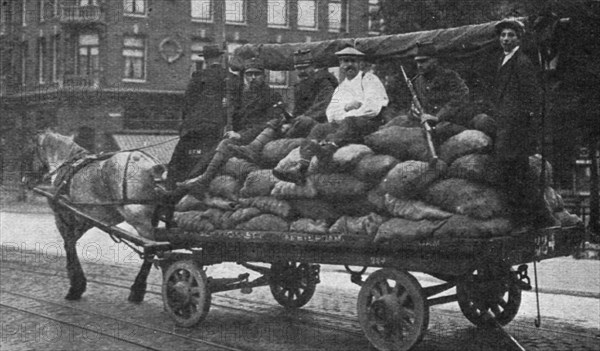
[188,231,345,243]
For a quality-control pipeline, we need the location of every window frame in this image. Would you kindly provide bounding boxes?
[76,33,99,77]
[368,0,381,35]
[52,34,59,83]
[21,41,28,86]
[191,0,213,22]
[122,36,147,82]
[224,0,246,25]
[297,0,318,31]
[267,0,289,28]
[124,0,147,17]
[327,0,348,33]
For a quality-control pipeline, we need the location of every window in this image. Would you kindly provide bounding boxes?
[368,0,381,34]
[297,0,317,29]
[191,0,212,21]
[78,34,99,76]
[225,0,245,24]
[268,70,288,87]
[38,37,46,84]
[39,0,57,21]
[124,0,145,16]
[267,0,288,27]
[123,36,145,80]
[328,0,347,32]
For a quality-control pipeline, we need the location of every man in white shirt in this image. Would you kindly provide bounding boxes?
[274,47,389,184]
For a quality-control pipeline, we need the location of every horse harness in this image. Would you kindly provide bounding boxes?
[47,151,157,206]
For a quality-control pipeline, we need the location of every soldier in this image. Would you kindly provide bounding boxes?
[491,18,558,227]
[227,49,338,162]
[409,42,470,141]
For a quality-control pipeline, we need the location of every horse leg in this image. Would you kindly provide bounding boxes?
[56,215,88,300]
[128,256,154,303]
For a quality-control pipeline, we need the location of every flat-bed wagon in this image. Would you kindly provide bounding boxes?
[34,186,585,351]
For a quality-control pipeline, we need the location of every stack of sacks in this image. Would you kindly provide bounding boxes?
[173,118,582,244]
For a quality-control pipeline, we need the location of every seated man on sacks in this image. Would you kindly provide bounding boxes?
[226,49,338,163]
[176,57,284,192]
[274,46,389,184]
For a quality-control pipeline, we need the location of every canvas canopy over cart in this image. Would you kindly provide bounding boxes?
[33,18,587,351]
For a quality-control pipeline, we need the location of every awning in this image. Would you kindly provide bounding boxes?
[111,133,179,165]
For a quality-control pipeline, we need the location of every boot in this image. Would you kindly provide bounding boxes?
[228,127,278,163]
[178,140,229,191]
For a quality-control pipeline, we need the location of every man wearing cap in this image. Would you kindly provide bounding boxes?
[410,42,469,129]
[165,44,227,190]
[275,46,389,183]
[227,49,338,162]
[177,56,283,191]
[491,18,556,227]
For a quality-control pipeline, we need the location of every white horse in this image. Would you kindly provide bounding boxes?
[30,129,162,302]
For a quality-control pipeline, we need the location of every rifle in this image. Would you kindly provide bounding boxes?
[400,65,438,163]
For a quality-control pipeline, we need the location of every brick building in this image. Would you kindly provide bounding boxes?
[0,0,380,185]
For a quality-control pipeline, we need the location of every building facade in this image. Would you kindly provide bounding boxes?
[0,0,379,185]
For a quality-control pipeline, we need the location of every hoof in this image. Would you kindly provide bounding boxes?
[128,291,146,304]
[65,289,84,301]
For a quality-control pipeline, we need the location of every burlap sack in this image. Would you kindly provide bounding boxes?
[288,199,340,223]
[380,115,421,129]
[425,178,510,219]
[555,210,582,227]
[433,215,513,238]
[364,126,429,161]
[224,157,260,181]
[174,211,215,232]
[195,208,225,227]
[309,173,368,198]
[374,218,446,243]
[271,178,317,199]
[175,195,207,212]
[330,196,380,217]
[439,130,492,164]
[384,194,453,220]
[261,138,305,166]
[209,175,241,200]
[240,169,278,198]
[332,144,374,169]
[353,154,399,183]
[435,122,467,143]
[367,186,387,212]
[290,219,330,234]
[329,213,386,237]
[220,207,262,229]
[236,214,290,232]
[381,160,447,199]
[448,154,501,185]
[274,147,320,176]
[469,113,497,138]
[241,196,293,219]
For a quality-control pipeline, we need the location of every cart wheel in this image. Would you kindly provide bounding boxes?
[269,262,319,309]
[456,265,522,327]
[162,260,211,327]
[357,268,429,351]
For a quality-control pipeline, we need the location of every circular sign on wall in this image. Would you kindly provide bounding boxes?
[159,38,183,63]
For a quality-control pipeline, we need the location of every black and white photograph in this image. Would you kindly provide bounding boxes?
[1,0,599,350]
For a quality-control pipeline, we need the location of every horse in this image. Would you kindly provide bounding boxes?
[28,129,162,303]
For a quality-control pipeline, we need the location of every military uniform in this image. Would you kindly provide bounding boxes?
[413,65,469,124]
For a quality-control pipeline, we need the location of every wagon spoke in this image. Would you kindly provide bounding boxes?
[497,297,508,308]
[491,304,502,317]
[398,291,409,305]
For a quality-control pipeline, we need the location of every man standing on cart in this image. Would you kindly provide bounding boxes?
[491,18,558,227]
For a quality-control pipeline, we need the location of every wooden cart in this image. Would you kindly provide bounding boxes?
[34,186,585,351]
